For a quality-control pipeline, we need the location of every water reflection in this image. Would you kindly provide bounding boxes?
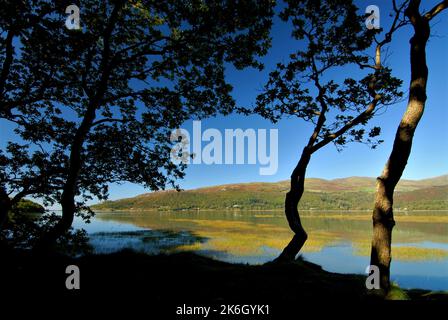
[74,210,448,290]
[90,229,207,254]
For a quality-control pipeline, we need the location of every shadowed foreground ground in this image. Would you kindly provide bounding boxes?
[1,249,447,317]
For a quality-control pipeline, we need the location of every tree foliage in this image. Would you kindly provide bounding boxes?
[255,0,403,150]
[0,0,274,246]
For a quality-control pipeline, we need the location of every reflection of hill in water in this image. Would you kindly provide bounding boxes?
[92,211,448,262]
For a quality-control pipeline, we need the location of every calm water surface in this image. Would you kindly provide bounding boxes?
[73,210,448,291]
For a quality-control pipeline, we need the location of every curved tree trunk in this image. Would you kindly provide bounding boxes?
[370,1,430,292]
[34,2,123,251]
[35,87,102,252]
[276,147,311,261]
[35,102,98,251]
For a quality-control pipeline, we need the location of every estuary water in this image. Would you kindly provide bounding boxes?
[73,210,448,291]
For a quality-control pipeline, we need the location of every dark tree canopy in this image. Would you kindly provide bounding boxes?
[0,0,274,247]
[0,0,70,237]
[256,0,403,151]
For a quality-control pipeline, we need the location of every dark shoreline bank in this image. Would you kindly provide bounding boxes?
[2,249,446,301]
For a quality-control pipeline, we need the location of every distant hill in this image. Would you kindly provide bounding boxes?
[11,199,45,214]
[93,175,448,211]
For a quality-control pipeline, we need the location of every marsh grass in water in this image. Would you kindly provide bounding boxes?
[89,229,207,255]
[75,210,448,290]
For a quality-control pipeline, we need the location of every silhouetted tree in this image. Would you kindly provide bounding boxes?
[370,0,448,293]
[254,0,403,261]
[0,1,73,233]
[0,0,274,249]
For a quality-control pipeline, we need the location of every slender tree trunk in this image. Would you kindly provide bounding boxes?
[34,2,123,251]
[275,87,327,262]
[370,2,430,292]
[276,147,311,261]
[35,105,98,250]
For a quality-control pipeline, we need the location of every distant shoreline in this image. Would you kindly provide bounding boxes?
[89,175,448,213]
[91,208,448,213]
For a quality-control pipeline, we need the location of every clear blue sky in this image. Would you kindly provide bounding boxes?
[105,1,447,201]
[1,1,447,204]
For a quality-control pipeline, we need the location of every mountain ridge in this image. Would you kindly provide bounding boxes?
[93,175,448,211]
